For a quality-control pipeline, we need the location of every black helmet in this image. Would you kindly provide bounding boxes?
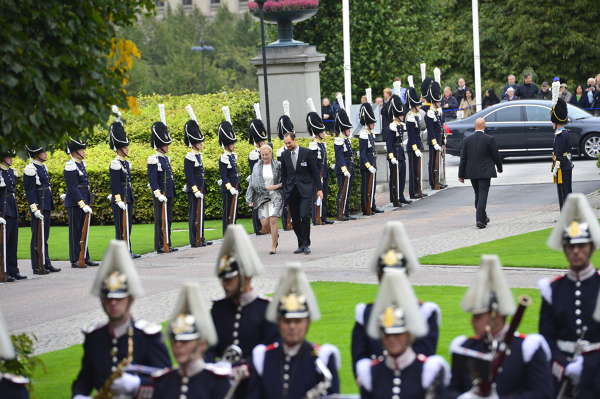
[109,122,129,151]
[25,145,45,158]
[150,122,173,149]
[359,103,377,126]
[66,138,87,154]
[218,121,237,147]
[306,112,326,137]
[407,87,422,108]
[334,109,352,133]
[277,115,295,140]
[551,98,568,125]
[183,120,204,147]
[248,119,268,144]
[389,95,407,119]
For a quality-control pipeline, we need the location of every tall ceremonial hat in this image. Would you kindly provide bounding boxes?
[25,145,45,158]
[547,193,600,250]
[550,80,568,125]
[218,106,237,147]
[0,149,16,158]
[215,224,263,287]
[0,308,16,359]
[168,282,217,345]
[334,92,352,134]
[109,105,129,151]
[305,97,326,137]
[248,103,268,144]
[367,269,428,339]
[428,68,443,103]
[151,103,173,149]
[461,255,516,316]
[277,100,295,140]
[183,104,204,147]
[389,94,407,119]
[359,89,376,126]
[66,137,87,154]
[370,221,420,277]
[91,240,144,299]
[266,263,320,322]
[406,75,422,108]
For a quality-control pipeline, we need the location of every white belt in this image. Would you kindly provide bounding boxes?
[557,339,600,354]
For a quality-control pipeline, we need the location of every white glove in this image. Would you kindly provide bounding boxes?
[457,384,499,399]
[368,166,377,174]
[0,217,5,225]
[110,372,141,395]
[194,191,204,199]
[82,205,92,214]
[415,150,423,158]
[343,170,351,178]
[117,201,127,210]
[157,194,167,203]
[390,158,398,165]
[565,355,583,384]
[73,395,92,399]
[434,144,442,151]
[229,187,239,196]
[553,161,561,176]
[34,210,44,220]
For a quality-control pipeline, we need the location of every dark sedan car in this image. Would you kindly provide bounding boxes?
[445,100,600,159]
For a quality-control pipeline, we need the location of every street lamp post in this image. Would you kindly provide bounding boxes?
[191,41,215,94]
[256,0,272,142]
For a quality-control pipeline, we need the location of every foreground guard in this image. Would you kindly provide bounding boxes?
[406,76,426,199]
[219,106,240,234]
[247,263,340,398]
[0,309,29,398]
[24,145,56,275]
[109,106,139,259]
[356,269,450,399]
[538,193,600,397]
[277,100,294,231]
[248,103,269,235]
[359,90,382,215]
[147,104,176,254]
[352,222,441,376]
[550,80,573,209]
[579,297,600,398]
[64,138,98,268]
[71,240,171,399]
[0,151,24,282]
[183,104,211,248]
[450,255,552,399]
[333,94,355,221]
[423,67,447,190]
[152,283,230,399]
[386,95,411,208]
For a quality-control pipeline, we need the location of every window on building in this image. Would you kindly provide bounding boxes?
[183,0,192,4]
[211,0,220,3]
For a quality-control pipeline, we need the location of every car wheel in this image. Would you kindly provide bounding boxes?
[582,134,600,159]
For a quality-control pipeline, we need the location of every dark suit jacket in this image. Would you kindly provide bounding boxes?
[458,130,502,179]
[281,146,322,200]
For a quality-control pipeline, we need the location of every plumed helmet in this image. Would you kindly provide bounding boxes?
[306,112,326,137]
[168,283,217,345]
[389,95,407,119]
[359,102,377,125]
[277,115,295,140]
[421,77,433,99]
[218,121,237,147]
[66,138,87,154]
[248,119,268,144]
[183,120,204,147]
[150,122,173,149]
[334,108,352,133]
[0,149,16,158]
[109,122,129,151]
[551,98,568,125]
[25,145,45,158]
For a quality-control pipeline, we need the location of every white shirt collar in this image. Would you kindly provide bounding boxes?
[385,347,416,371]
[283,343,302,357]
[567,264,596,282]
[180,358,205,377]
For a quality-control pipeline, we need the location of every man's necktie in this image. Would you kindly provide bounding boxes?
[291,150,297,170]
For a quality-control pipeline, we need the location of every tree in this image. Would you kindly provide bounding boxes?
[0,0,153,152]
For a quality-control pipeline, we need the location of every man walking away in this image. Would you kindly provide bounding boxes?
[458,118,502,229]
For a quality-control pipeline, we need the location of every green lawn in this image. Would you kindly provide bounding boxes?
[16,219,253,261]
[420,227,600,268]
[29,282,541,397]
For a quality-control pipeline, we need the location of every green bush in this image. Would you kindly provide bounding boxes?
[0,333,44,394]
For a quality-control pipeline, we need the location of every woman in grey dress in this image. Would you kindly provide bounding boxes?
[245,145,283,254]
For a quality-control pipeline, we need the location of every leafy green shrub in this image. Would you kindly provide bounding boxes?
[0,333,44,394]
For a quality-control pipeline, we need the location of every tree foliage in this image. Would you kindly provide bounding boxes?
[0,0,153,152]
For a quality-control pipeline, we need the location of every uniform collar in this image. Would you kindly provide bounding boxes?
[567,264,596,282]
[33,159,44,166]
[0,163,9,171]
[239,289,258,307]
[283,343,302,357]
[224,150,234,155]
[180,359,205,378]
[71,156,82,164]
[109,316,132,339]
[555,127,565,135]
[385,347,415,371]
[475,130,485,134]
[116,155,126,161]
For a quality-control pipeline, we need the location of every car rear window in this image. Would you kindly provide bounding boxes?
[525,105,551,122]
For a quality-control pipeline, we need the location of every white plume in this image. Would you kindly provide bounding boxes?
[551,81,561,106]
[158,104,167,126]
[420,63,427,82]
[253,103,262,120]
[434,67,441,84]
[306,97,317,113]
[407,75,415,88]
[336,93,345,110]
[222,106,232,123]
[185,104,197,122]
[365,88,372,104]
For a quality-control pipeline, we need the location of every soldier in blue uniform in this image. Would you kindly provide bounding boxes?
[550,81,573,209]
[333,97,355,221]
[386,95,412,208]
[108,106,140,259]
[248,103,269,235]
[152,283,230,399]
[72,240,171,399]
[247,263,340,399]
[358,95,383,215]
[538,193,600,397]
[0,309,30,398]
[423,67,448,191]
[450,255,553,399]
[579,342,600,398]
[277,101,294,231]
[23,145,58,275]
[147,104,177,254]
[64,138,99,268]
[218,106,239,234]
[406,75,426,200]
[356,269,450,399]
[0,151,25,282]
[352,222,441,378]
[183,105,212,248]
[306,97,333,225]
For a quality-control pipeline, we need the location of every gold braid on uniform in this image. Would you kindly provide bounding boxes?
[94,326,134,399]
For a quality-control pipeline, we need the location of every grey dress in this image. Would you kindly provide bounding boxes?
[245,159,283,218]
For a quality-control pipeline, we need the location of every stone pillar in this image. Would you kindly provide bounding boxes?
[251,45,326,137]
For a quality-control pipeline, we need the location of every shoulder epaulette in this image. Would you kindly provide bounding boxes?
[23,163,37,177]
[334,137,344,146]
[359,130,369,139]
[151,368,171,379]
[421,355,450,389]
[110,159,122,171]
[185,152,197,163]
[205,362,232,377]
[220,154,231,165]
[64,160,77,171]
[317,343,341,370]
[81,320,107,334]
[147,155,158,165]
[308,141,318,150]
[135,319,162,335]
[426,109,436,119]
[265,342,279,351]
[1,373,29,384]
[522,333,551,363]
[249,149,260,161]
[417,353,428,363]
[355,303,367,325]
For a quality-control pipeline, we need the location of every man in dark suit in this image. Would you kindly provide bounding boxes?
[280,131,323,254]
[458,118,502,229]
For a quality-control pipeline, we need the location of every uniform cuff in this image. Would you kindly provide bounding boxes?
[412,144,418,151]
[191,185,199,193]
[78,200,86,208]
[388,153,394,160]
[341,166,348,173]
[30,204,38,212]
[431,139,438,146]
[114,194,122,202]
[225,183,233,190]
[153,189,162,198]
[365,162,372,169]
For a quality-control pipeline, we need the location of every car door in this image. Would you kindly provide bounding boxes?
[483,105,526,155]
[524,104,554,154]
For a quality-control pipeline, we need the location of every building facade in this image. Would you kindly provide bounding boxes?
[156,0,249,17]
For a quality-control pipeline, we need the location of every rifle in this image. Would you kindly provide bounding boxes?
[365,172,374,215]
[337,175,350,219]
[194,196,204,246]
[36,218,45,273]
[120,205,130,251]
[440,145,446,185]
[78,212,91,268]
[433,148,441,190]
[477,295,531,396]
[0,223,6,282]
[227,189,238,225]
[418,156,424,196]
[314,175,324,225]
[285,205,293,230]
[161,201,170,253]
[394,161,401,203]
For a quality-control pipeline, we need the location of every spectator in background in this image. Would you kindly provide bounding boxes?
[381,88,392,141]
[321,97,335,132]
[538,82,551,100]
[503,87,518,102]
[570,84,587,109]
[585,77,598,113]
[332,92,343,114]
[442,86,458,120]
[454,78,468,104]
[374,96,384,106]
[501,74,518,97]
[482,88,500,109]
[459,88,477,118]
[559,83,572,103]
[516,73,539,99]
[360,95,368,104]
[392,77,407,103]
